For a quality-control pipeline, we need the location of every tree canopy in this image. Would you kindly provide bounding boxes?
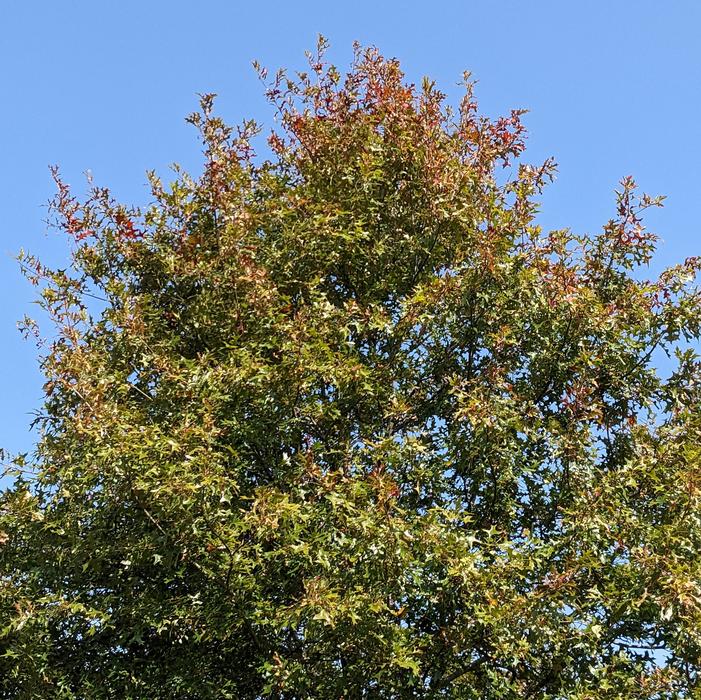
[2,40,701,698]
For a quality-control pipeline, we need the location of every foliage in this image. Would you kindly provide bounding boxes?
[2,39,701,698]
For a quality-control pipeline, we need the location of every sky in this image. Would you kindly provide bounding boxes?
[1,1,700,463]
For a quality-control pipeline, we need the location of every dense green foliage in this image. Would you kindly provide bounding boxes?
[3,41,701,698]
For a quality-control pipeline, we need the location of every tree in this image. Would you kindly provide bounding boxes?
[2,38,701,698]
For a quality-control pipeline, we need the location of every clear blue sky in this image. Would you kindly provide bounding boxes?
[1,1,700,461]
